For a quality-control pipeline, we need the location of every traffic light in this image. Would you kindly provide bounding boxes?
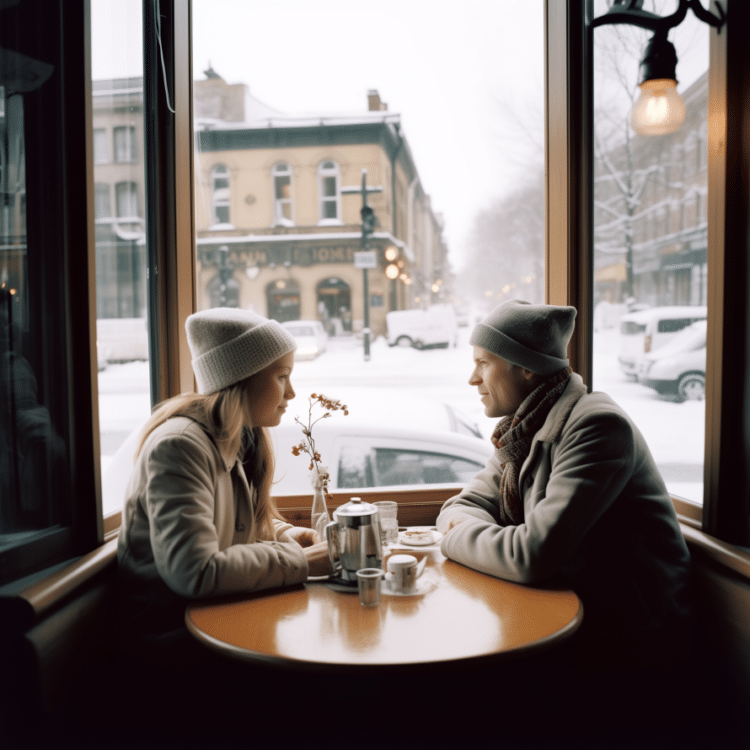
[361,205,376,236]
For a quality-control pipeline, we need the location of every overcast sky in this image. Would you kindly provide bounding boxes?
[93,0,709,272]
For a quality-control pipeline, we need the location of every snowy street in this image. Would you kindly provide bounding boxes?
[97,323,705,506]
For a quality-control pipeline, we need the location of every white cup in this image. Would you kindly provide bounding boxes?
[386,554,420,593]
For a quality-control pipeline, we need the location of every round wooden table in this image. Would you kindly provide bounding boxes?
[185,546,583,669]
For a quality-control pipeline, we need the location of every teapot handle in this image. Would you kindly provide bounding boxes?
[325,520,341,573]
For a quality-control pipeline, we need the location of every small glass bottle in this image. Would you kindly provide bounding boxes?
[310,466,331,539]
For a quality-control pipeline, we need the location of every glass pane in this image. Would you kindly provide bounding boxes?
[192,1,545,492]
[1,0,73,567]
[592,1,709,505]
[91,0,152,516]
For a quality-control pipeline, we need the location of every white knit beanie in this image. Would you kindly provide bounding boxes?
[186,308,297,395]
[470,299,576,375]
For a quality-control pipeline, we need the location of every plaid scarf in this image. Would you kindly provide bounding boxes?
[491,367,572,525]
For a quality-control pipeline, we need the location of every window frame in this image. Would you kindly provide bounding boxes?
[8,0,750,589]
[154,0,750,546]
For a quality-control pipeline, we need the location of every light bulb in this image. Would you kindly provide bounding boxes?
[630,79,686,136]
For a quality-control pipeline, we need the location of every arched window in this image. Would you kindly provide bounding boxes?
[318,160,340,223]
[272,162,293,225]
[211,164,231,225]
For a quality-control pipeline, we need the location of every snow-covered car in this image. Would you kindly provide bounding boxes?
[271,389,492,495]
[637,320,706,401]
[618,305,706,378]
[281,320,328,360]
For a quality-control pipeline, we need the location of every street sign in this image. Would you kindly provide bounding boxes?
[354,250,377,269]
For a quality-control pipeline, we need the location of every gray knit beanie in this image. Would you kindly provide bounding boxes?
[470,300,576,375]
[186,308,297,395]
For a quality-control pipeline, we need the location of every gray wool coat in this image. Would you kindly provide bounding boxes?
[437,373,692,646]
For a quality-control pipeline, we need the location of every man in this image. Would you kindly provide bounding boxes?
[437,300,692,674]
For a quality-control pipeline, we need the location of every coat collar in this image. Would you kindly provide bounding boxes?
[180,414,240,471]
[533,372,588,444]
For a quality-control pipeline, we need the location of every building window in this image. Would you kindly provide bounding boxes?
[113,125,137,163]
[211,164,231,225]
[115,181,138,218]
[319,160,340,223]
[94,128,108,164]
[94,183,111,219]
[272,162,293,225]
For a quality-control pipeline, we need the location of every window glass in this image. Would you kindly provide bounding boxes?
[91,0,152,516]
[114,125,137,163]
[319,160,339,221]
[592,0,709,505]
[190,0,545,493]
[1,0,75,580]
[373,449,484,487]
[211,164,231,225]
[272,162,293,225]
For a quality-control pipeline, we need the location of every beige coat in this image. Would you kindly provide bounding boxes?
[117,416,308,636]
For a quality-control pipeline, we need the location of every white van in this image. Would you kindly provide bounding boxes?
[618,305,707,377]
[386,305,459,349]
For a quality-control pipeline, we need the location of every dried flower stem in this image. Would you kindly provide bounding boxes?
[291,393,348,499]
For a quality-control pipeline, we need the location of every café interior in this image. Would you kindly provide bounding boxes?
[1,1,750,747]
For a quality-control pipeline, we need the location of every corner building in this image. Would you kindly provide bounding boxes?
[194,74,449,338]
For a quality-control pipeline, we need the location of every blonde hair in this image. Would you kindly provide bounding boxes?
[136,376,285,540]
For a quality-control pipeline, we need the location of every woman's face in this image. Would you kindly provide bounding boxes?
[244,351,296,427]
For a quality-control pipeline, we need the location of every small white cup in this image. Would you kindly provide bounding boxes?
[386,554,419,593]
[357,568,383,607]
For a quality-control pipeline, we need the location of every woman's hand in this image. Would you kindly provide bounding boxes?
[303,542,334,577]
[279,526,320,548]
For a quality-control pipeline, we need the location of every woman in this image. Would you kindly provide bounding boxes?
[117,307,331,656]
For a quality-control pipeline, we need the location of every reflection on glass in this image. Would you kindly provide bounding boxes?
[91,1,151,515]
[1,3,69,558]
[592,1,708,504]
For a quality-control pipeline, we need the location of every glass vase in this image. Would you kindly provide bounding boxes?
[310,467,331,540]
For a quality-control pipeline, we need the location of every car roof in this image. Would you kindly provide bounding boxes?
[276,388,472,435]
[620,305,707,323]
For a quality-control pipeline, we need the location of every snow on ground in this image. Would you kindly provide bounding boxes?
[97,323,705,506]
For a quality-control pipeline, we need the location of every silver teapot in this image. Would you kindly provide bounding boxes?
[325,497,383,584]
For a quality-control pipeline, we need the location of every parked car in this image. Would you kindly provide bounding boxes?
[386,304,459,349]
[637,319,706,401]
[618,305,707,378]
[271,389,492,495]
[281,320,328,360]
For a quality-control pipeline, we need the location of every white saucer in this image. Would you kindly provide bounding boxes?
[381,577,435,597]
[398,528,442,547]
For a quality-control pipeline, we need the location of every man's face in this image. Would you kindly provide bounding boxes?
[469,346,536,418]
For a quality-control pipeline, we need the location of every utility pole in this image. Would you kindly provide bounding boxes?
[342,169,382,360]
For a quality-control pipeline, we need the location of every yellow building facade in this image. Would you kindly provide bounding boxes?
[194,78,449,339]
